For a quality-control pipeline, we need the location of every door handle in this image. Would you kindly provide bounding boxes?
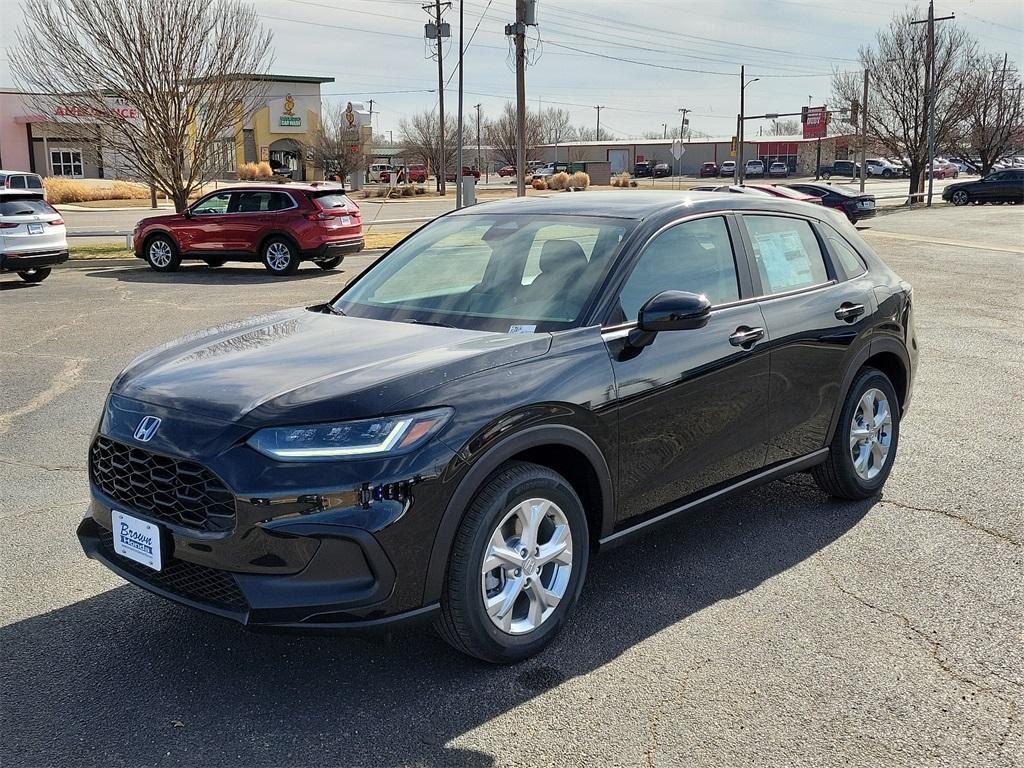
[835,302,865,322]
[729,326,764,348]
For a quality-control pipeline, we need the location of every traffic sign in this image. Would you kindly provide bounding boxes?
[670,140,685,160]
[730,136,737,158]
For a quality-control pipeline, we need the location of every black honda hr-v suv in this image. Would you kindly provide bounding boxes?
[79,191,916,663]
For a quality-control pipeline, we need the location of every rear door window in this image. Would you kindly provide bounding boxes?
[235,191,294,212]
[9,175,26,189]
[821,225,867,279]
[26,175,44,190]
[742,215,830,295]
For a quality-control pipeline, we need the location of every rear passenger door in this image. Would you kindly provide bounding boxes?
[737,214,876,464]
[231,191,295,254]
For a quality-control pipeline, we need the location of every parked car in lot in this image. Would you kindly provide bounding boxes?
[268,159,293,179]
[633,161,653,178]
[865,158,903,178]
[133,184,363,276]
[942,169,1024,206]
[0,170,47,199]
[699,162,719,178]
[79,190,916,663]
[0,192,68,282]
[745,184,823,204]
[445,167,481,182]
[744,160,765,178]
[818,160,860,179]
[498,165,517,177]
[531,165,557,181]
[407,164,427,183]
[368,163,393,183]
[653,163,671,178]
[768,162,789,178]
[927,159,958,179]
[787,182,876,222]
[718,160,736,177]
[946,157,977,174]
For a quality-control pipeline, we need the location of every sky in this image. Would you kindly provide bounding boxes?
[1,0,1021,140]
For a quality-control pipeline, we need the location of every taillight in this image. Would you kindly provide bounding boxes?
[49,218,64,225]
[0,222,18,228]
[305,209,356,221]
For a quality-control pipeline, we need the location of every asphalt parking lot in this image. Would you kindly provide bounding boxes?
[1,205,1021,767]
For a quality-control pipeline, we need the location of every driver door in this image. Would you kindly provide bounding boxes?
[176,192,234,253]
[605,214,770,526]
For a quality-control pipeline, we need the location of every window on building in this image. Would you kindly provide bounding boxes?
[50,149,83,177]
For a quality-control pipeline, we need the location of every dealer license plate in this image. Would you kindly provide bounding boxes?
[858,200,875,210]
[111,510,162,571]
[27,223,43,234]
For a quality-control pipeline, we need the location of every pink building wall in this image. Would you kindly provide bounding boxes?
[0,91,34,172]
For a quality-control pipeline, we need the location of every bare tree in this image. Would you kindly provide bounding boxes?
[484,103,543,167]
[964,53,1023,175]
[11,0,273,211]
[768,119,800,136]
[832,8,977,196]
[398,110,457,189]
[305,103,367,186]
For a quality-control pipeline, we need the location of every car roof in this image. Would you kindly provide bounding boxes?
[451,190,829,220]
[213,183,347,194]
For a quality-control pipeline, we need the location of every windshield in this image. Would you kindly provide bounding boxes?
[333,213,634,332]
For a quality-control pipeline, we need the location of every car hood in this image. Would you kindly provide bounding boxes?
[112,308,552,424]
[138,212,185,228]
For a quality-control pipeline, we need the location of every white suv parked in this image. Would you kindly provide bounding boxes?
[0,193,68,283]
[0,170,47,199]
[865,158,903,178]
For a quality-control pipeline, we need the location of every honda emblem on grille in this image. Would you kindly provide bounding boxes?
[134,416,162,442]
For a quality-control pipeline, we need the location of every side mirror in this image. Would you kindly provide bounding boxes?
[183,208,194,219]
[627,290,712,349]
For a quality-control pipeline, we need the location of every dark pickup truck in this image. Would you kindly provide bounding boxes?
[818,159,860,179]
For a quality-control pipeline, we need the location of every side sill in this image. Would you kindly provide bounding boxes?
[597,449,829,549]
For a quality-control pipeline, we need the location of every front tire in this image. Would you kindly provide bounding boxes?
[144,235,181,272]
[315,256,343,270]
[822,171,832,180]
[951,190,970,206]
[813,367,900,500]
[261,237,299,276]
[436,461,589,664]
[18,267,51,283]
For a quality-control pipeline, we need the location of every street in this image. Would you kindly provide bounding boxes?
[57,175,969,243]
[1,205,1021,767]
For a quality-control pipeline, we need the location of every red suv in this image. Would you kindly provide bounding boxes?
[134,184,363,276]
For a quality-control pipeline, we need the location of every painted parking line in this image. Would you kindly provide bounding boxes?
[863,230,1024,255]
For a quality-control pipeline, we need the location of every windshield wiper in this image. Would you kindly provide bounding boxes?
[323,304,345,316]
[404,318,455,328]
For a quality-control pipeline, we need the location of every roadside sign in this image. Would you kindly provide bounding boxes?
[670,140,685,160]
[804,106,827,139]
[730,136,737,158]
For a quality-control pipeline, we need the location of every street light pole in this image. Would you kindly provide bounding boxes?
[595,105,604,140]
[912,1,955,206]
[737,67,759,184]
[455,0,464,208]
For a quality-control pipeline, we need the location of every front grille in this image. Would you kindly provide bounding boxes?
[90,436,235,533]
[98,528,248,614]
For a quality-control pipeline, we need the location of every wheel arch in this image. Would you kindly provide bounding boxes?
[142,228,180,254]
[422,424,613,605]
[258,230,301,258]
[825,338,910,444]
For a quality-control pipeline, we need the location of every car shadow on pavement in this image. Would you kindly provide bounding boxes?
[0,280,41,291]
[82,264,347,285]
[1,475,872,767]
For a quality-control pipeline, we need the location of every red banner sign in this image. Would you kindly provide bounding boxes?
[803,106,827,139]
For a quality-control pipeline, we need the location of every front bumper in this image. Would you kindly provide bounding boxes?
[0,248,69,272]
[79,397,460,629]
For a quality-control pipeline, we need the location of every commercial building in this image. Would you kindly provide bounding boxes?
[541,134,854,176]
[0,74,347,181]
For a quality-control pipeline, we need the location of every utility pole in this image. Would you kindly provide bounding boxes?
[455,0,464,208]
[475,103,484,183]
[737,67,759,184]
[504,0,528,196]
[387,130,393,146]
[912,1,955,206]
[678,107,690,140]
[859,69,869,193]
[595,105,604,140]
[424,1,450,195]
[662,123,667,139]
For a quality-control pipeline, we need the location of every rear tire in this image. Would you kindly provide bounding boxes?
[261,237,300,276]
[18,267,51,283]
[144,234,181,272]
[436,461,589,664]
[951,190,970,206]
[812,367,900,500]
[822,171,832,180]
[315,256,343,270]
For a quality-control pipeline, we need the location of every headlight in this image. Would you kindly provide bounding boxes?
[246,407,453,461]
